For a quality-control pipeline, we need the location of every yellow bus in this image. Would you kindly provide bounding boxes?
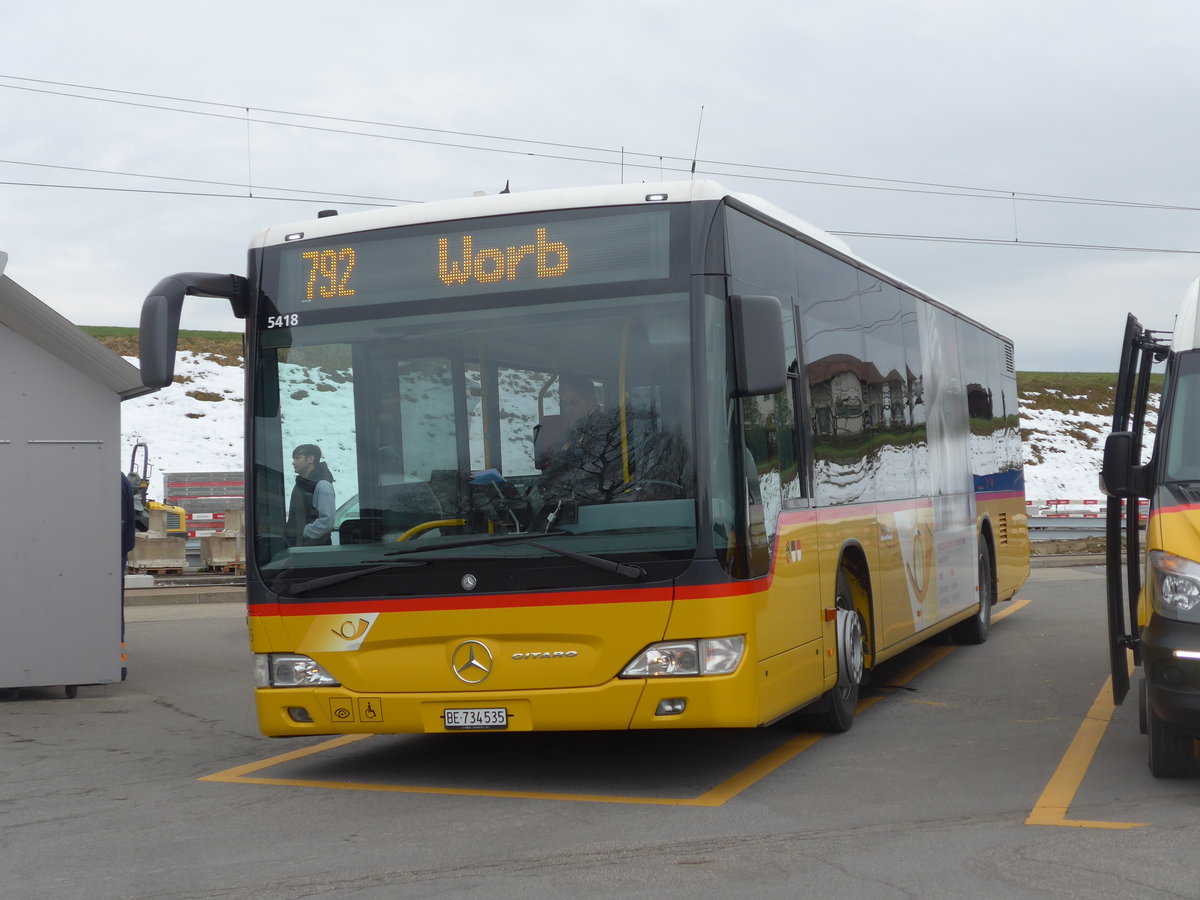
[1103,280,1200,777]
[138,181,1029,737]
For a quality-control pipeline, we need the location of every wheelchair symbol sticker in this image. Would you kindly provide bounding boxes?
[357,698,382,722]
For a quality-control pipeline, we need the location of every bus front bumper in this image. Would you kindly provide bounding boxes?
[254,673,761,737]
[1142,615,1200,739]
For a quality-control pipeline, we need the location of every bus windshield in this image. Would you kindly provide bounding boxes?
[252,290,696,578]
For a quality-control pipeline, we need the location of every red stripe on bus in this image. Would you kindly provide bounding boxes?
[249,584,677,617]
[779,497,933,527]
[977,490,1026,501]
[249,575,784,616]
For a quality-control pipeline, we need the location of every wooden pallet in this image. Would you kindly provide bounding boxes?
[127,566,185,576]
[207,564,246,575]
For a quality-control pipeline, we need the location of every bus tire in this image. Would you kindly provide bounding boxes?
[1147,697,1196,778]
[800,568,865,733]
[950,541,993,645]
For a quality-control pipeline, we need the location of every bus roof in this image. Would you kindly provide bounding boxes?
[250,179,855,257]
[250,179,1009,348]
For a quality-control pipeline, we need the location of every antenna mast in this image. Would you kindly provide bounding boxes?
[690,105,705,178]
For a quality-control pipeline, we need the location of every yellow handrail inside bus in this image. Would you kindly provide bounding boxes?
[619,318,631,483]
[394,518,467,543]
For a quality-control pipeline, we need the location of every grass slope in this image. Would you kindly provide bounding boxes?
[84,326,241,366]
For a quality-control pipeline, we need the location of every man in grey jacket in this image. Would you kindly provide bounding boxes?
[287,444,335,546]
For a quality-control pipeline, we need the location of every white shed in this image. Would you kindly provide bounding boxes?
[0,258,153,694]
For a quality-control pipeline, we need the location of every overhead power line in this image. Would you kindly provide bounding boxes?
[0,178,411,206]
[2,74,1200,255]
[2,73,1197,214]
[3,170,1194,256]
[0,157,415,206]
[830,231,1200,255]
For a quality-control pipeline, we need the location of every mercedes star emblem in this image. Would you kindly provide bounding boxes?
[452,640,494,684]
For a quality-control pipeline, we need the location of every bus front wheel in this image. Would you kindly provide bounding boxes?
[801,568,865,733]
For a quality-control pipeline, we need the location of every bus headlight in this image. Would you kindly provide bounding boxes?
[1148,551,1200,623]
[620,636,745,678]
[254,654,340,688]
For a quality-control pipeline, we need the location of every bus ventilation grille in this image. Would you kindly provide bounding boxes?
[997,511,1009,544]
[1003,342,1015,374]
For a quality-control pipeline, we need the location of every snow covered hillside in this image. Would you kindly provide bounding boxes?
[119,351,1142,505]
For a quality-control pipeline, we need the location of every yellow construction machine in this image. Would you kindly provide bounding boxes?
[127,442,187,534]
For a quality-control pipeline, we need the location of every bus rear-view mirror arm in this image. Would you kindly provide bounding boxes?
[139,272,248,389]
[731,294,786,397]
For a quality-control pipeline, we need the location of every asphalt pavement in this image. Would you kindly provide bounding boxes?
[4,564,1198,899]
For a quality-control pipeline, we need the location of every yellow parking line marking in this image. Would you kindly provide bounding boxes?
[202,598,1030,804]
[202,734,810,807]
[993,596,1030,624]
[1025,662,1147,829]
[199,734,372,784]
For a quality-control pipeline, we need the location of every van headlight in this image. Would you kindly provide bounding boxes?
[254,654,340,688]
[1148,551,1200,623]
[620,636,745,677]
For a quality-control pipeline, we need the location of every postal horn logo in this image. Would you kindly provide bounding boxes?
[452,640,494,684]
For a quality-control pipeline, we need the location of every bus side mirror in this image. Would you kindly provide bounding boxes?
[1100,431,1148,498]
[138,272,248,388]
[731,294,786,397]
[139,288,185,388]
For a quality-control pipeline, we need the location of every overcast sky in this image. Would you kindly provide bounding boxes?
[4,1,1199,371]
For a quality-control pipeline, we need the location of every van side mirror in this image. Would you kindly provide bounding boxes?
[731,294,786,397]
[1100,431,1148,497]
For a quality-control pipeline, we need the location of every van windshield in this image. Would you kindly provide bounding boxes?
[1164,352,1200,483]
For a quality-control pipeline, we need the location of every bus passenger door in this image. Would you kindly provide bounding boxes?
[741,383,822,659]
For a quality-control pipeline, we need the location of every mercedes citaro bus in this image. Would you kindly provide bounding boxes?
[138,181,1029,738]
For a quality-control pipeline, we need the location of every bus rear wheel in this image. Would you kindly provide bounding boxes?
[950,541,993,645]
[800,568,865,733]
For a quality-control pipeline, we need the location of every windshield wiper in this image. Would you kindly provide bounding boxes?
[276,559,430,597]
[520,540,646,581]
[386,531,645,581]
[383,531,569,556]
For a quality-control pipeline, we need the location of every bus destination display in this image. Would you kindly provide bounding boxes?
[269,208,672,324]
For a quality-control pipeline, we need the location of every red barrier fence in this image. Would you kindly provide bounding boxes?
[1027,498,1149,521]
[164,471,244,539]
